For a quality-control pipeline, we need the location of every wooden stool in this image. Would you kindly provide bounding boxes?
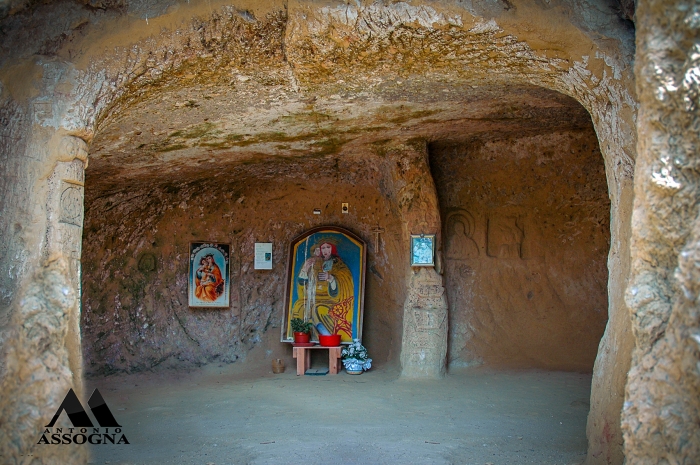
[292,345,342,375]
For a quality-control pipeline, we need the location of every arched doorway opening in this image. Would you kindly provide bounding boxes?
[0,2,637,463]
[78,79,613,464]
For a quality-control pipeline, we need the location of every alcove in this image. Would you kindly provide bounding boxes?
[80,82,609,376]
[80,155,407,376]
[431,124,610,371]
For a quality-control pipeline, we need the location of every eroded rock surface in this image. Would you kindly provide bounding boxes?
[432,128,610,371]
[621,0,700,462]
[0,258,87,464]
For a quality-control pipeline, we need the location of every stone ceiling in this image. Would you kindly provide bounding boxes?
[0,1,620,198]
[88,81,593,196]
[0,1,603,199]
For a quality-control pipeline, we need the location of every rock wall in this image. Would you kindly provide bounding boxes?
[0,258,88,463]
[431,129,610,371]
[621,0,700,462]
[81,156,406,375]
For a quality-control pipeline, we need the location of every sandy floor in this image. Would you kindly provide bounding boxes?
[85,361,591,465]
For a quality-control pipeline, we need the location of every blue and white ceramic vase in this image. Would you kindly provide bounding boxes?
[343,358,371,375]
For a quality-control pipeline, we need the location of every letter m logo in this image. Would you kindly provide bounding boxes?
[46,389,121,428]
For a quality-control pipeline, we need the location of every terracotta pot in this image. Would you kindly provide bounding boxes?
[272,358,285,374]
[319,334,341,346]
[293,332,310,343]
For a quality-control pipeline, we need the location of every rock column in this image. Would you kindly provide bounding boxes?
[0,54,93,462]
[43,135,89,394]
[622,0,700,462]
[387,141,448,378]
[0,128,89,464]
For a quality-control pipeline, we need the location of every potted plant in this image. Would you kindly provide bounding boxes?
[290,318,313,343]
[341,339,372,374]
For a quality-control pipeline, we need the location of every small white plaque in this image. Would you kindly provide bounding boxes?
[255,242,273,270]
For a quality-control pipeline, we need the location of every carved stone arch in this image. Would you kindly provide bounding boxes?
[1,3,636,464]
[445,209,476,238]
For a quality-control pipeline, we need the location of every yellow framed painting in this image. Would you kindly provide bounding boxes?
[282,226,366,344]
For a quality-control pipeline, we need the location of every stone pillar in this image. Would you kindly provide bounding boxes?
[387,141,448,378]
[0,130,89,464]
[622,0,700,462]
[401,268,448,377]
[43,135,89,396]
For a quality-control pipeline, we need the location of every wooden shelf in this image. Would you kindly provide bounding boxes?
[292,345,342,375]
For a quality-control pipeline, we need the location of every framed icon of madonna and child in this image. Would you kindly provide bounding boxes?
[188,242,230,308]
[282,226,367,344]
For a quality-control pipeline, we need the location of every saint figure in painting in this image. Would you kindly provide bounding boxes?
[413,239,433,264]
[292,239,354,339]
[195,254,224,302]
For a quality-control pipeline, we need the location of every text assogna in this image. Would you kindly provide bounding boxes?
[37,427,129,445]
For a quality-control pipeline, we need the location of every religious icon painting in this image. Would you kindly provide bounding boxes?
[410,234,436,267]
[282,226,367,344]
[188,242,231,308]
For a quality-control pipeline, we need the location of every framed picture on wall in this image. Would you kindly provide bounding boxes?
[410,234,435,267]
[188,242,231,308]
[282,226,367,344]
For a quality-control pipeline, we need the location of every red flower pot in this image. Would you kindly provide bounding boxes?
[319,334,341,347]
[293,332,310,343]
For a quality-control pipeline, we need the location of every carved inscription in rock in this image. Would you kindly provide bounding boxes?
[406,281,446,310]
[409,350,426,363]
[446,211,479,259]
[44,153,86,264]
[413,308,441,331]
[402,244,448,377]
[487,215,523,259]
[412,332,437,349]
[59,184,83,226]
[520,216,545,260]
[60,223,82,259]
[416,284,444,297]
[64,159,85,183]
[33,100,53,121]
[459,264,475,277]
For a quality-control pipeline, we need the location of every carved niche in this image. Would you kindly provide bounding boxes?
[44,137,88,267]
[487,215,524,259]
[138,253,157,273]
[445,210,479,260]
